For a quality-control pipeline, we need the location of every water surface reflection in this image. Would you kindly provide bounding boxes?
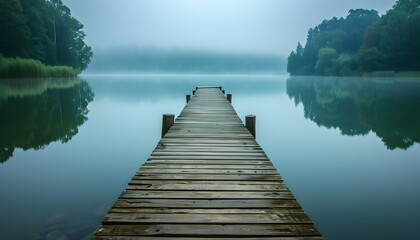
[0,75,419,240]
[287,76,420,149]
[0,78,94,162]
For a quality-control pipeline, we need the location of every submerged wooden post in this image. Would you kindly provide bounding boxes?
[162,114,175,137]
[227,94,232,103]
[246,115,256,139]
[186,95,191,103]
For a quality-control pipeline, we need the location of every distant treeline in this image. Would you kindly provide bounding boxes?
[87,47,286,74]
[0,0,92,75]
[287,0,420,76]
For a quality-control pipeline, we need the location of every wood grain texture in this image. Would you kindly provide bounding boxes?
[93,86,323,239]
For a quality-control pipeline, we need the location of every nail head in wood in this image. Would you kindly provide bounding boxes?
[162,114,175,137]
[245,115,256,139]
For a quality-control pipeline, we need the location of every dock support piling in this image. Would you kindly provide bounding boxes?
[186,95,191,103]
[227,94,232,103]
[193,90,196,95]
[222,90,225,94]
[162,114,175,137]
[246,115,256,139]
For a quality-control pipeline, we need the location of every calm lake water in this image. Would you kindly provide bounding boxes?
[1,74,419,239]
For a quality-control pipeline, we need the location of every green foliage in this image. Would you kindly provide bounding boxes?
[365,0,420,71]
[287,43,303,75]
[315,48,338,76]
[287,9,380,76]
[0,57,79,78]
[337,54,359,76]
[355,48,384,73]
[288,1,420,76]
[0,0,92,71]
[395,71,420,77]
[0,0,30,57]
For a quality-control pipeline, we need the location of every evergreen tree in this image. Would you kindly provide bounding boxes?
[0,0,92,71]
[0,0,31,58]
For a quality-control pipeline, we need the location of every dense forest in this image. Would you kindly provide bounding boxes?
[0,0,92,73]
[87,47,285,74]
[288,0,420,76]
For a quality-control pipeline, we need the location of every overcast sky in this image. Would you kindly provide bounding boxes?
[62,0,396,56]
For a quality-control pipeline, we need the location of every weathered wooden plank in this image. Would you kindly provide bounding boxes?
[158,140,257,144]
[145,160,271,165]
[94,224,321,237]
[103,212,311,224]
[133,174,282,181]
[128,180,283,186]
[141,164,275,169]
[137,169,279,175]
[108,208,300,214]
[151,152,266,156]
[154,147,263,152]
[147,156,269,160]
[93,237,324,240]
[120,190,294,199]
[113,199,301,209]
[126,182,287,191]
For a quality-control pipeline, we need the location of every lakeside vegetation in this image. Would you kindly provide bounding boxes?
[0,0,92,78]
[287,0,420,76]
[0,56,79,78]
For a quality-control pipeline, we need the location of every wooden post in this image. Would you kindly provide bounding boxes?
[162,114,175,137]
[246,115,256,139]
[193,90,196,95]
[227,94,232,103]
[186,95,191,103]
[222,90,225,94]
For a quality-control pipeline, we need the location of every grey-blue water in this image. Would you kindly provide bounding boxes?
[1,74,419,239]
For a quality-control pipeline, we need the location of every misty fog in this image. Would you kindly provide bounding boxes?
[63,0,395,54]
[62,0,395,73]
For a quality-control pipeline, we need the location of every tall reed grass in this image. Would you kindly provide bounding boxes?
[0,56,79,78]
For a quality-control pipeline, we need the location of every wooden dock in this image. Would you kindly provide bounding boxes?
[93,86,323,239]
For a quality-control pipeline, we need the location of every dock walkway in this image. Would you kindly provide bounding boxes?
[93,86,323,239]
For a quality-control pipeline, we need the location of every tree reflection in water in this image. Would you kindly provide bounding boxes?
[0,78,94,162]
[287,77,420,150]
